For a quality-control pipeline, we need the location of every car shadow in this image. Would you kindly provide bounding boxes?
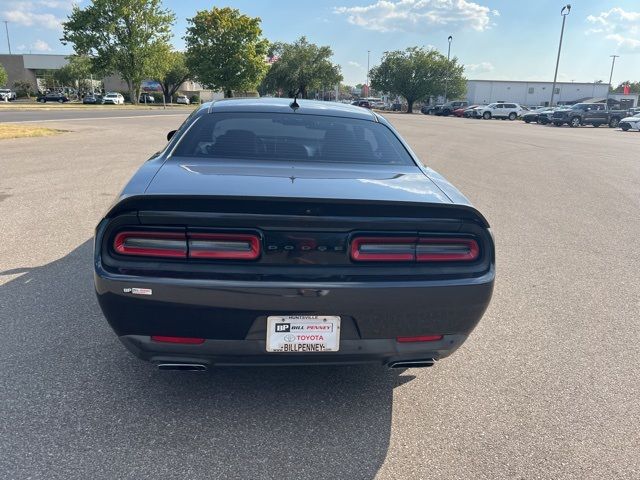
[0,240,415,480]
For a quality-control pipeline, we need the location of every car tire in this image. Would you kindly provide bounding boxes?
[508,112,517,120]
[553,122,562,126]
[483,112,491,120]
[58,98,63,103]
[524,119,531,123]
[609,118,619,128]
[592,123,600,127]
[569,117,581,128]
[621,124,630,131]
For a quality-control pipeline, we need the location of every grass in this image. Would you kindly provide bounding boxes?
[0,124,66,140]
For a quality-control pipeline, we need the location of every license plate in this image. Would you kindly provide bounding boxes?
[266,316,340,353]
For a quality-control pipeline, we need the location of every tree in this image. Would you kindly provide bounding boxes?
[261,37,343,99]
[370,47,466,113]
[184,7,269,98]
[0,63,7,87]
[613,81,640,94]
[13,80,34,98]
[156,50,190,102]
[61,0,175,104]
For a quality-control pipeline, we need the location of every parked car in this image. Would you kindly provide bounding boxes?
[391,102,403,112]
[434,101,469,116]
[0,88,17,101]
[82,94,102,104]
[351,100,371,109]
[454,104,479,117]
[618,112,640,131]
[477,103,524,120]
[176,95,190,105]
[551,103,627,128]
[40,91,70,103]
[522,107,550,123]
[464,105,485,118]
[139,93,155,103]
[103,92,125,105]
[421,104,440,115]
[93,98,495,370]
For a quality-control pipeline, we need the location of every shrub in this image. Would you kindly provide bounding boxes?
[14,81,35,98]
[189,94,200,104]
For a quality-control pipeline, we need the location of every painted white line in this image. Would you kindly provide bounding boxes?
[6,113,189,123]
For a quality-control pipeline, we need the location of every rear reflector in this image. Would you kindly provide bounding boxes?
[350,236,479,262]
[188,233,261,260]
[396,335,443,343]
[151,336,205,345]
[114,231,187,258]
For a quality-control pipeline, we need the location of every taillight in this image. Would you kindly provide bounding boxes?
[416,238,479,262]
[350,236,479,262]
[350,237,415,261]
[113,231,187,258]
[188,233,261,260]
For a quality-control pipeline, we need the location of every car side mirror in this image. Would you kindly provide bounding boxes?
[167,130,177,141]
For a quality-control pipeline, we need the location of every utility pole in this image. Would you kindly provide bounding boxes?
[366,50,370,97]
[444,35,452,103]
[606,55,619,108]
[3,21,11,54]
[550,4,571,106]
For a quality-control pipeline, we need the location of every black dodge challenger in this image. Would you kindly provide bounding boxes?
[94,98,495,370]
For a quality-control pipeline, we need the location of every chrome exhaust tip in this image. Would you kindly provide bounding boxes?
[388,359,434,369]
[157,363,207,372]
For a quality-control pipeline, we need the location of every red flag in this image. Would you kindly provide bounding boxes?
[623,84,630,95]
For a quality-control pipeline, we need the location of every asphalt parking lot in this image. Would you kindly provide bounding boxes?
[1,110,639,480]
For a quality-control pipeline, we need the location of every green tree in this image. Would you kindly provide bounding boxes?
[370,47,465,113]
[184,7,268,98]
[156,50,190,102]
[61,0,175,104]
[13,80,34,98]
[261,37,343,99]
[0,63,7,87]
[612,81,640,94]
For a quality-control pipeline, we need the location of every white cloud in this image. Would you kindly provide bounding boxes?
[348,61,362,68]
[466,61,494,73]
[5,10,63,29]
[586,7,640,51]
[334,0,498,33]
[31,39,52,51]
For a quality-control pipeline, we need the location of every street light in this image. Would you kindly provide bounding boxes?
[3,20,11,54]
[550,4,571,106]
[444,35,452,103]
[366,50,370,97]
[606,55,619,108]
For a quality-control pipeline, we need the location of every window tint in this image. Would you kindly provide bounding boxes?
[172,112,414,165]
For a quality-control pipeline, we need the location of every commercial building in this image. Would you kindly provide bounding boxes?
[465,79,637,108]
[0,53,67,91]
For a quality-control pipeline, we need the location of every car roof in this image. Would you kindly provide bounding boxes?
[200,97,378,121]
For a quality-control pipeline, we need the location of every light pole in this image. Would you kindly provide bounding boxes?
[3,21,11,54]
[443,35,452,103]
[550,4,571,106]
[366,50,370,97]
[605,55,619,108]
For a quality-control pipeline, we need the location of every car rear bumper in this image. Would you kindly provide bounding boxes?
[95,262,494,366]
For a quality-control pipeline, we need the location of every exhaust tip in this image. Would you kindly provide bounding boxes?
[388,359,434,369]
[157,363,207,372]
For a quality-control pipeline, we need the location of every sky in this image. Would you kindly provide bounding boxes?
[2,0,640,87]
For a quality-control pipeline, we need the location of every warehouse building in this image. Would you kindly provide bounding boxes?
[0,53,67,91]
[465,79,616,107]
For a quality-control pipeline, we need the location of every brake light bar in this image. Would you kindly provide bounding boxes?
[113,231,187,258]
[396,335,443,343]
[151,335,205,345]
[188,233,261,260]
[350,237,479,263]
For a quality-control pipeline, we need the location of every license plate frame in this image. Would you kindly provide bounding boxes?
[266,315,341,353]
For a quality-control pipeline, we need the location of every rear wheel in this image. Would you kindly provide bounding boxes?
[621,124,630,131]
[483,112,491,120]
[508,112,517,121]
[524,118,531,123]
[592,123,600,127]
[609,118,619,128]
[569,117,581,128]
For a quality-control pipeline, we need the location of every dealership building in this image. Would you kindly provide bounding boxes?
[465,79,637,108]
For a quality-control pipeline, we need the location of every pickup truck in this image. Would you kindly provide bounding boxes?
[551,103,628,128]
[0,89,17,101]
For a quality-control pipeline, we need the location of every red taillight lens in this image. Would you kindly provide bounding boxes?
[188,233,261,260]
[416,238,479,262]
[113,231,187,258]
[151,336,205,345]
[396,335,443,343]
[350,236,479,262]
[350,237,416,261]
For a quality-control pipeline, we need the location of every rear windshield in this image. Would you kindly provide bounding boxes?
[172,112,414,165]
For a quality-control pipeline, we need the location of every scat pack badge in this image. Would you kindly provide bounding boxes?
[123,287,153,296]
